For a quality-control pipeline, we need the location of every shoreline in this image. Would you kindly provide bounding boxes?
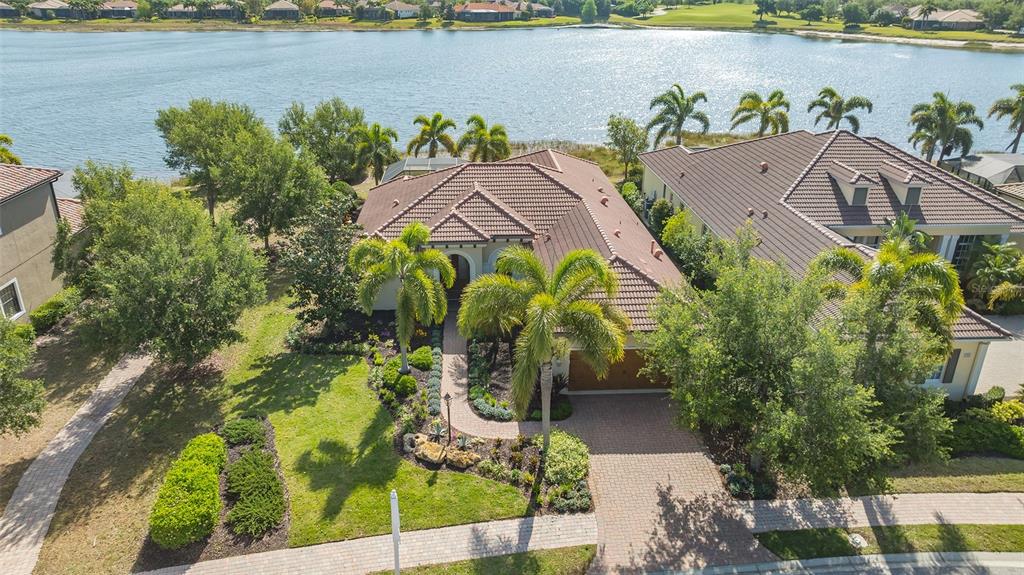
[2,19,1023,51]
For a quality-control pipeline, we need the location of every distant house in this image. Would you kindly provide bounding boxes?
[503,0,554,17]
[381,157,467,184]
[263,0,301,19]
[355,0,384,18]
[454,1,513,21]
[943,153,1024,190]
[208,2,240,19]
[164,3,197,18]
[28,0,71,19]
[995,182,1024,208]
[0,2,19,17]
[317,0,350,17]
[907,6,984,30]
[384,0,417,17]
[99,0,137,18]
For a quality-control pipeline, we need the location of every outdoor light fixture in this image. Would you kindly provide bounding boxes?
[443,392,452,445]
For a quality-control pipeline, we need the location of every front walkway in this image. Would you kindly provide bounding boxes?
[0,354,152,575]
[137,514,598,575]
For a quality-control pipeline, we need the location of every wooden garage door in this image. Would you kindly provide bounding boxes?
[568,350,668,392]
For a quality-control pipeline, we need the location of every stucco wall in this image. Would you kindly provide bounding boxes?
[922,341,985,401]
[0,183,62,320]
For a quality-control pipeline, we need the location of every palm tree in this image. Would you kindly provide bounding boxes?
[357,123,400,185]
[458,246,628,453]
[807,87,873,133]
[969,242,1022,303]
[988,84,1024,153]
[918,1,937,29]
[731,90,790,136]
[350,222,455,373]
[0,134,21,165]
[406,113,458,158]
[645,84,711,149]
[990,274,1024,309]
[457,115,511,162]
[908,92,984,163]
[882,212,930,253]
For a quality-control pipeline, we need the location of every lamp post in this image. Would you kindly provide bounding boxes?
[443,392,452,445]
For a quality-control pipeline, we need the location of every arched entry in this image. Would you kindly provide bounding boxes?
[449,254,472,299]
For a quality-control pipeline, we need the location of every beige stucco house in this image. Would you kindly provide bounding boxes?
[640,130,1021,401]
[1,164,81,323]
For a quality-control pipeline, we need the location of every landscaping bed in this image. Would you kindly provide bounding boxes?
[466,339,573,423]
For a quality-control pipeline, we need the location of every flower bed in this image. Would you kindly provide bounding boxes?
[466,339,574,423]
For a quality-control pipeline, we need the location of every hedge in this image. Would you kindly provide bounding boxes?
[951,408,1024,460]
[149,433,226,549]
[222,418,265,447]
[28,286,81,333]
[226,450,285,537]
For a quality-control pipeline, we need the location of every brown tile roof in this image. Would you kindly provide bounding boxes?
[0,164,61,204]
[995,182,1024,205]
[265,0,299,9]
[357,150,683,331]
[56,197,85,234]
[640,130,1011,340]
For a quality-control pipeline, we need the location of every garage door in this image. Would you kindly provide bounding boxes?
[568,349,669,392]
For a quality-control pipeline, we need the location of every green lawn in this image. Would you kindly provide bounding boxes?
[847,457,1024,496]
[757,524,1024,559]
[370,545,596,575]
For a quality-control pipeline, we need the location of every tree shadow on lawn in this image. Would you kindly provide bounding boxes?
[229,353,351,417]
[26,324,121,406]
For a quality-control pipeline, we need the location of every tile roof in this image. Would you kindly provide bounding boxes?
[640,130,1012,341]
[357,150,683,331]
[384,0,418,9]
[265,0,299,9]
[56,197,85,234]
[995,182,1024,205]
[28,0,67,8]
[456,2,514,11]
[0,164,62,204]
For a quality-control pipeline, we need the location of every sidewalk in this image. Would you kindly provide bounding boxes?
[672,552,1024,574]
[0,354,152,575]
[138,514,599,575]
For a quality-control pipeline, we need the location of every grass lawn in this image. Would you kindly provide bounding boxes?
[757,524,1024,559]
[847,457,1024,496]
[369,545,597,574]
[35,286,526,573]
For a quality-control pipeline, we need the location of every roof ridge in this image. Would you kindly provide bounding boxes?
[779,129,842,203]
[372,164,470,235]
[640,129,820,159]
[431,209,490,241]
[961,307,1014,338]
[608,253,662,289]
[527,163,584,202]
[501,149,563,172]
[459,182,536,234]
[780,201,858,249]
[573,193,619,260]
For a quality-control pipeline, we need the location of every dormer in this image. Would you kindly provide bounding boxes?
[878,160,931,206]
[827,160,878,206]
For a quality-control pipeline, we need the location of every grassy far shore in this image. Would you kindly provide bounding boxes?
[757,524,1024,559]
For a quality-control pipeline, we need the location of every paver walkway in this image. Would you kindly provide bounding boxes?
[676,552,1024,574]
[137,514,598,575]
[0,353,152,575]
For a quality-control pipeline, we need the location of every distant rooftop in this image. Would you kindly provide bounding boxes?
[380,156,467,184]
[953,153,1024,186]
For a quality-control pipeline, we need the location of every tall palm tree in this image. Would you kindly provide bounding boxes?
[406,113,458,158]
[350,222,455,373]
[882,212,930,253]
[988,84,1024,153]
[0,134,21,165]
[456,115,511,162]
[458,246,628,453]
[918,1,937,29]
[908,92,984,163]
[731,90,790,136]
[645,84,711,149]
[807,87,873,133]
[357,122,400,185]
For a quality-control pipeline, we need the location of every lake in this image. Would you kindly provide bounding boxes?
[0,28,1021,183]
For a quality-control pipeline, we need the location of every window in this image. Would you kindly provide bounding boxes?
[925,349,961,384]
[905,187,921,205]
[951,235,981,272]
[852,187,868,206]
[853,235,880,249]
[0,279,24,320]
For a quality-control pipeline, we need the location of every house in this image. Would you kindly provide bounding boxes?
[317,0,350,16]
[99,0,137,18]
[994,182,1024,208]
[355,0,384,18]
[384,0,418,18]
[0,164,79,322]
[943,153,1024,191]
[164,3,197,17]
[640,130,1023,400]
[207,2,240,18]
[380,157,467,184]
[502,0,554,17]
[28,0,70,19]
[455,2,514,21]
[907,6,985,30]
[0,2,19,17]
[357,150,682,392]
[263,0,301,19]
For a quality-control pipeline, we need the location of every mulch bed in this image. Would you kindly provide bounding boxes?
[469,340,573,422]
[132,417,290,571]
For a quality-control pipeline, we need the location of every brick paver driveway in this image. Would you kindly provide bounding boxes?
[560,395,776,573]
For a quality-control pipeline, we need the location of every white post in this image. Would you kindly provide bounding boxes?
[390,489,401,575]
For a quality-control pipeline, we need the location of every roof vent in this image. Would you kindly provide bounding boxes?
[679,171,685,178]
[747,207,755,217]
[402,175,410,181]
[613,228,621,237]
[650,240,657,254]
[600,195,609,206]
[653,249,664,260]
[760,162,769,173]
[762,210,768,219]
[597,186,604,193]
[392,199,400,207]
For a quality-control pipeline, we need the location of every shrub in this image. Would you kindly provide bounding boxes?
[382,357,401,388]
[540,430,589,485]
[649,198,673,236]
[549,480,592,513]
[28,286,82,333]
[221,418,265,447]
[149,434,227,549]
[992,400,1024,424]
[473,398,514,421]
[952,408,1024,459]
[528,401,573,421]
[392,374,417,398]
[478,459,514,483]
[226,450,285,537]
[409,345,433,371]
[964,386,1006,410]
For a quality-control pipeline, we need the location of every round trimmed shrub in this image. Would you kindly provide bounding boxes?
[393,374,417,397]
[408,346,433,371]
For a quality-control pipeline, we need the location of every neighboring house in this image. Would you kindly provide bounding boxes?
[502,0,554,17]
[317,0,350,16]
[99,0,137,18]
[384,0,417,18]
[164,3,197,17]
[355,0,384,18]
[907,6,985,30]
[640,130,1023,400]
[455,2,514,21]
[380,157,467,184]
[263,0,301,19]
[995,182,1024,208]
[357,150,682,393]
[0,164,71,322]
[208,2,240,19]
[28,0,70,18]
[0,2,19,17]
[943,153,1024,191]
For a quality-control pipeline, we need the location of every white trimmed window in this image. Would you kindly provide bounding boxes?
[0,279,24,320]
